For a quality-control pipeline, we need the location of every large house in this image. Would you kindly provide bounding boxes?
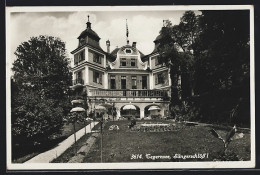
[70,17,171,120]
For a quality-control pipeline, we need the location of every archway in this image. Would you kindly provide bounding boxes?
[120,104,140,119]
[144,104,161,119]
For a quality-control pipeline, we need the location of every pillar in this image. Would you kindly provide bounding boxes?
[140,106,145,119]
[116,108,121,120]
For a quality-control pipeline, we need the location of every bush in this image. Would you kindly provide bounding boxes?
[171,101,199,122]
[12,90,65,146]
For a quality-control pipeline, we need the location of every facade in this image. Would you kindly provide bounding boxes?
[70,17,171,120]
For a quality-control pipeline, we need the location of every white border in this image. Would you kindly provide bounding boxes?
[6,5,255,170]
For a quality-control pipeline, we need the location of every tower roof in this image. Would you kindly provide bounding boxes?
[77,28,100,41]
[77,15,100,41]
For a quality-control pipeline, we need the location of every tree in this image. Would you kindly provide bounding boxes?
[157,10,250,126]
[192,10,250,126]
[12,35,72,100]
[11,35,72,147]
[12,89,64,145]
[157,11,201,117]
[193,10,250,94]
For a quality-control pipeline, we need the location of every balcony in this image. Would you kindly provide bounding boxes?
[88,89,168,98]
[72,78,84,85]
[70,79,84,89]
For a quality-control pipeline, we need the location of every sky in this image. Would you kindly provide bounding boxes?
[9,10,199,65]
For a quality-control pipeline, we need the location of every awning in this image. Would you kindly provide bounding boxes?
[70,107,85,112]
[71,99,84,104]
[95,105,107,111]
[148,106,160,111]
[99,103,113,108]
[123,104,136,110]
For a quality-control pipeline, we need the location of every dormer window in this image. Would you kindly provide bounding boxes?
[120,58,127,67]
[125,49,132,54]
[155,56,163,66]
[79,38,85,46]
[131,58,136,67]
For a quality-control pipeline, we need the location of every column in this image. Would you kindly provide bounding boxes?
[85,67,89,84]
[149,72,153,89]
[104,72,108,89]
[140,106,145,119]
[116,108,121,120]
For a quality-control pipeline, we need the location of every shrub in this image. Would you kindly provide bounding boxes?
[12,90,64,146]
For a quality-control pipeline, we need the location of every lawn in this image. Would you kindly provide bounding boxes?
[12,122,90,163]
[82,120,250,162]
[51,122,101,163]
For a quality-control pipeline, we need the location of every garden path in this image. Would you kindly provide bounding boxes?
[24,122,99,163]
[68,132,99,163]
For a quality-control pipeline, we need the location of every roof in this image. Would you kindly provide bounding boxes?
[108,45,146,63]
[71,43,105,54]
[107,48,119,62]
[77,28,100,41]
[107,69,150,73]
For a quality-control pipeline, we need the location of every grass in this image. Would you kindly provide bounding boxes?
[12,121,90,163]
[82,120,250,162]
[51,133,92,163]
[51,121,101,163]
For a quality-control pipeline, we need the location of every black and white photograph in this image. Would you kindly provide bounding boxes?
[6,5,255,169]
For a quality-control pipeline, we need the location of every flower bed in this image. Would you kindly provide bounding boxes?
[129,122,182,132]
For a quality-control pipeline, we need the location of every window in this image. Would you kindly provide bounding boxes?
[155,56,162,66]
[79,38,85,46]
[74,50,85,66]
[110,75,116,89]
[121,76,126,89]
[142,76,147,89]
[74,70,84,84]
[125,49,132,54]
[131,58,136,67]
[93,71,102,84]
[131,76,137,89]
[120,58,127,67]
[89,50,102,64]
[155,73,165,85]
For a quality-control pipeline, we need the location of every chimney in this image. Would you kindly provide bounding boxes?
[106,40,110,53]
[132,42,136,48]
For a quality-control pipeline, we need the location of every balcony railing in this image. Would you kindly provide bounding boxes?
[72,79,84,86]
[89,89,168,98]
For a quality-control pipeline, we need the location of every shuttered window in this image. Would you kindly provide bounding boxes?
[131,76,137,89]
[93,71,102,84]
[74,50,85,65]
[120,58,127,66]
[131,58,136,67]
[89,50,102,64]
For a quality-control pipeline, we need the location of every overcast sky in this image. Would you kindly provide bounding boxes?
[9,10,200,65]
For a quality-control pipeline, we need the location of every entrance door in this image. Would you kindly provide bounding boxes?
[142,76,147,89]
[121,76,127,96]
[121,76,126,89]
[110,75,116,89]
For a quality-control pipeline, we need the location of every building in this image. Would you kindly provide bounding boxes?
[70,16,171,120]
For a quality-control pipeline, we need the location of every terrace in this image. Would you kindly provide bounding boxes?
[88,89,169,98]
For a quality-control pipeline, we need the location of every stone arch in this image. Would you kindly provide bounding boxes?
[144,104,162,118]
[120,104,140,119]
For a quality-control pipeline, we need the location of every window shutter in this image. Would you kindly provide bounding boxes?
[155,74,158,85]
[99,73,102,84]
[93,71,96,83]
[82,50,85,61]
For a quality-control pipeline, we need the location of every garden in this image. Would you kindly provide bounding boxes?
[52,119,250,163]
